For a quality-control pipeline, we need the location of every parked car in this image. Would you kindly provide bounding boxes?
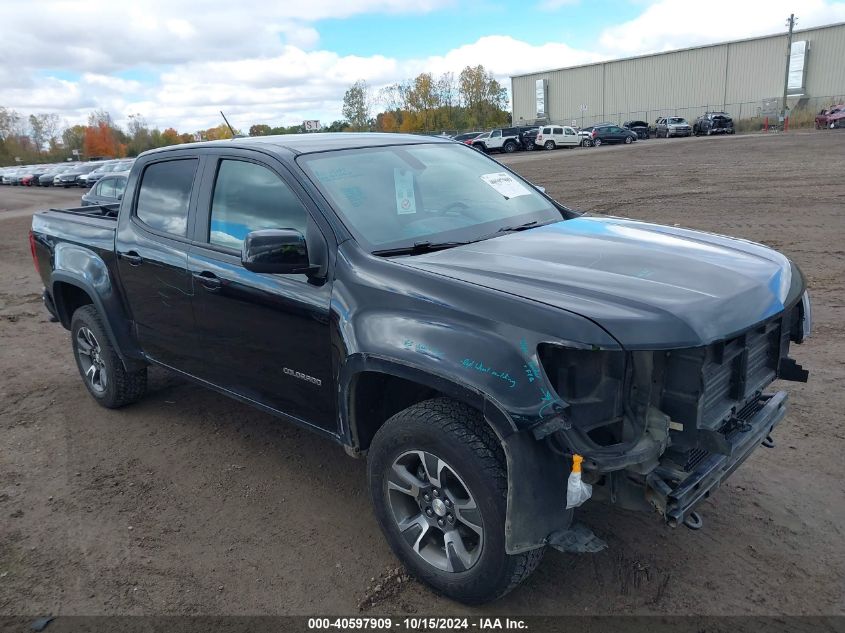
[622,120,650,139]
[30,133,811,605]
[535,125,580,149]
[693,112,735,135]
[452,132,483,145]
[815,104,845,129]
[473,127,522,153]
[7,168,25,185]
[519,127,540,151]
[55,163,101,188]
[80,174,128,206]
[38,165,70,186]
[590,124,638,146]
[84,160,123,188]
[656,117,692,138]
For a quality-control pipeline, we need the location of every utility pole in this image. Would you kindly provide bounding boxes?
[782,13,797,120]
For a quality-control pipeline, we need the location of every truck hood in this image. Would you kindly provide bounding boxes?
[398,217,801,349]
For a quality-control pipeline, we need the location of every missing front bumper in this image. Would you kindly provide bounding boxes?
[646,391,788,527]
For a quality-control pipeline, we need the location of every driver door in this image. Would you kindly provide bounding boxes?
[187,151,337,433]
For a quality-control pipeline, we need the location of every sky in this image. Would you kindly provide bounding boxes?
[1,0,844,133]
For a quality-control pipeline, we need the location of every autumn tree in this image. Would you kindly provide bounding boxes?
[459,65,509,128]
[161,127,181,146]
[342,80,372,131]
[249,124,272,136]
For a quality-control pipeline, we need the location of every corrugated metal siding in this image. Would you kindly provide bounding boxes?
[512,22,845,124]
[803,25,845,96]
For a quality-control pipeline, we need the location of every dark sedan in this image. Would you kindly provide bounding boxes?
[54,163,100,188]
[590,125,638,147]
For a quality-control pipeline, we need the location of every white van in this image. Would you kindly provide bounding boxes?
[534,125,580,150]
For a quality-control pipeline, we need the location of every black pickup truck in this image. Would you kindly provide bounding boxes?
[29,133,811,604]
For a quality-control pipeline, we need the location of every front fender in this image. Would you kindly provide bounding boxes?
[340,356,571,554]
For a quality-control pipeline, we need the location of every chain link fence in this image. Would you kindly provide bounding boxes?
[534,95,845,132]
[419,95,845,136]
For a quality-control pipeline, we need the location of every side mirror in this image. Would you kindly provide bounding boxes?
[241,229,317,275]
[117,193,123,200]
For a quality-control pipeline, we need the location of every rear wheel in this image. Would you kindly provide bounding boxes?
[71,305,147,409]
[503,141,516,153]
[368,398,544,604]
[593,138,602,147]
[544,140,555,150]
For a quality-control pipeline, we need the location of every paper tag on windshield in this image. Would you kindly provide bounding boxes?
[480,172,531,199]
[394,169,417,215]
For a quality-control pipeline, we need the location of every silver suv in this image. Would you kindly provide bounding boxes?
[656,117,692,138]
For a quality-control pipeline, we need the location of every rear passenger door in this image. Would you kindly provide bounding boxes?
[187,150,337,433]
[116,154,203,370]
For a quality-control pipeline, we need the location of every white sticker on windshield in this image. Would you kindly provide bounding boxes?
[480,172,531,199]
[394,169,417,215]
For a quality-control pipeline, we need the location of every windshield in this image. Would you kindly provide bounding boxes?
[668,117,686,124]
[298,143,562,251]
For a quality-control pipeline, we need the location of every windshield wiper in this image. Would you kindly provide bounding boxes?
[495,220,539,233]
[372,240,470,257]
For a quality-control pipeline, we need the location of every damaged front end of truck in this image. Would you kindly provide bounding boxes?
[532,290,811,531]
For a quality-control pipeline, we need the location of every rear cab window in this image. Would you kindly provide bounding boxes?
[135,159,198,237]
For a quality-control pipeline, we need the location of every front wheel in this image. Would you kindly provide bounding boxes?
[624,135,633,144]
[368,398,544,604]
[71,305,147,408]
[581,138,592,147]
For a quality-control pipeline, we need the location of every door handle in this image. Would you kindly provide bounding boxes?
[121,251,143,266]
[193,271,222,291]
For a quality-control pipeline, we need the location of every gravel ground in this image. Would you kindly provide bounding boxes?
[1,131,843,617]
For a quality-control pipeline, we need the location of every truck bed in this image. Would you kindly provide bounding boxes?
[45,204,120,219]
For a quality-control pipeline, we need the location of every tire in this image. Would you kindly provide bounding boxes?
[71,305,147,409]
[593,138,602,147]
[503,141,516,153]
[544,140,555,150]
[581,138,592,147]
[368,398,544,604]
[624,135,633,144]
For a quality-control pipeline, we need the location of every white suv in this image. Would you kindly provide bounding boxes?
[473,127,522,153]
[535,125,580,150]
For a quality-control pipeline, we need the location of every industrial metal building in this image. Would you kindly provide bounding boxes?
[511,21,845,127]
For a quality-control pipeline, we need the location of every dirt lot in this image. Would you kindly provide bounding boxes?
[1,132,843,617]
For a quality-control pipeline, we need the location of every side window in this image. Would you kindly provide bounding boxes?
[564,127,575,135]
[114,177,127,198]
[542,127,551,134]
[209,159,308,251]
[491,130,501,138]
[99,178,116,198]
[136,159,197,237]
[553,127,563,135]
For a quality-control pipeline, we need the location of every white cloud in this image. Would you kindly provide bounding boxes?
[2,0,844,132]
[598,0,845,55]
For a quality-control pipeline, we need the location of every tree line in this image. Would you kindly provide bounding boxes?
[1,65,510,166]
[342,65,510,133]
